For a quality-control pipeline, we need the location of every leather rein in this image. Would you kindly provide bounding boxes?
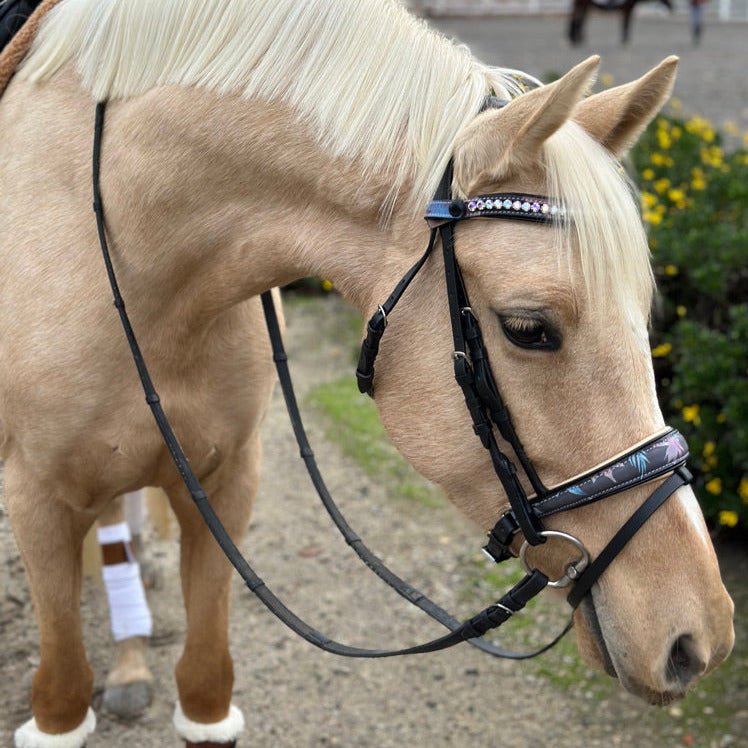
[91,98,690,659]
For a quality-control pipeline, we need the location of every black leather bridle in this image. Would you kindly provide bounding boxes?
[91,97,690,659]
[356,147,692,613]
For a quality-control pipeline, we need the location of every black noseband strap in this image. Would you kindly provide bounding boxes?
[484,429,690,563]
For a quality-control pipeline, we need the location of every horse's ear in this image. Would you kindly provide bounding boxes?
[453,55,600,196]
[573,56,678,157]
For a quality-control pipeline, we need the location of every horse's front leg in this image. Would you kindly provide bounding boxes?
[5,467,96,748]
[168,438,262,747]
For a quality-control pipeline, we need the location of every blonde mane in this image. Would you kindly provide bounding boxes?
[18,0,531,211]
[18,0,651,311]
[545,124,654,317]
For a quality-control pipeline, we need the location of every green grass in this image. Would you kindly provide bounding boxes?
[308,376,443,508]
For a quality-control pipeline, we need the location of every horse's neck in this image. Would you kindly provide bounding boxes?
[104,87,423,318]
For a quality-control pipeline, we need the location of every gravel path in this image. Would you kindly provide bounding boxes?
[1,12,747,747]
[430,13,748,131]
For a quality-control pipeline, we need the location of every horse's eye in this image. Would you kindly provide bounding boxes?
[500,315,560,350]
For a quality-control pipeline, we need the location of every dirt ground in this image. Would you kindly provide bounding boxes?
[1,297,745,747]
[2,12,747,747]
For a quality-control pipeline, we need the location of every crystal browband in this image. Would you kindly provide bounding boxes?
[425,193,566,228]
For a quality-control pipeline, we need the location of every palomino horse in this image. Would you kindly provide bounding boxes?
[0,0,734,746]
[569,0,673,45]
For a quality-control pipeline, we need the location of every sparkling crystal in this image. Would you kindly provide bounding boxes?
[541,203,550,214]
[503,199,512,209]
[485,199,494,209]
[476,199,485,210]
[468,200,477,212]
[512,201,521,211]
[531,202,541,213]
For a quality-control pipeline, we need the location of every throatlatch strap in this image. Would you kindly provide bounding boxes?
[356,229,437,396]
[92,101,565,660]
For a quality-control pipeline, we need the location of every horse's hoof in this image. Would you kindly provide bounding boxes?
[102,680,153,718]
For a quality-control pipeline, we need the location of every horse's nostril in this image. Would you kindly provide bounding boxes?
[667,634,706,687]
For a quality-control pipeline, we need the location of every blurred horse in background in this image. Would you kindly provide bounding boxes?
[569,0,673,45]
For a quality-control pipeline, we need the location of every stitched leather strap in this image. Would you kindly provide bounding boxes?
[567,468,691,608]
[484,429,689,562]
[356,229,437,396]
[93,100,566,660]
[262,290,571,659]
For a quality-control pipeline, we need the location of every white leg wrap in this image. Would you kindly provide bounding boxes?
[123,489,146,535]
[101,561,153,641]
[174,701,245,744]
[96,520,131,547]
[14,708,95,748]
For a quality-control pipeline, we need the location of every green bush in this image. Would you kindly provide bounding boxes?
[631,111,748,527]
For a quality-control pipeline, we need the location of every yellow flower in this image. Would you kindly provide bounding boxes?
[600,72,615,88]
[743,132,748,148]
[653,177,671,194]
[686,115,714,138]
[716,413,727,424]
[671,126,682,140]
[643,211,662,226]
[664,264,679,276]
[651,342,672,358]
[321,279,334,292]
[706,478,722,496]
[703,441,716,457]
[670,97,682,112]
[641,191,658,209]
[667,188,687,209]
[682,404,700,424]
[739,477,748,504]
[691,175,706,191]
[642,168,655,180]
[701,145,724,167]
[676,305,687,317]
[650,152,667,166]
[717,510,737,527]
[657,129,672,150]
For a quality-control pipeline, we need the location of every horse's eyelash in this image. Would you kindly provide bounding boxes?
[502,315,543,332]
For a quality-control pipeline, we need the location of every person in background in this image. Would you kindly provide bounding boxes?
[690,0,709,44]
